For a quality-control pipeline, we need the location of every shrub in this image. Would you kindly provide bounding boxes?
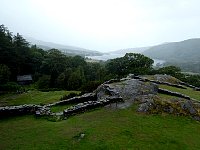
[80,81,102,93]
[0,64,10,84]
[0,82,22,92]
[36,75,50,90]
[39,88,61,92]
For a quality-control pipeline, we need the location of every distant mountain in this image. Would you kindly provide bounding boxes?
[143,38,200,63]
[110,46,151,55]
[26,37,103,56]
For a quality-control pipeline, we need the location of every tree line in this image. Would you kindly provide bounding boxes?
[0,25,199,93]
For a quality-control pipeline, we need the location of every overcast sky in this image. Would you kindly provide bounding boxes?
[0,0,200,52]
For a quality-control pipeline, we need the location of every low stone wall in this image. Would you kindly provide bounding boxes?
[131,74,200,91]
[34,96,123,118]
[158,88,191,100]
[46,93,96,107]
[36,92,98,117]
[0,91,123,118]
[0,93,97,118]
[35,106,51,116]
[0,104,42,118]
[179,81,200,91]
[35,88,124,118]
[1,74,198,121]
[195,88,200,91]
[149,80,187,89]
[179,81,195,88]
[63,96,123,117]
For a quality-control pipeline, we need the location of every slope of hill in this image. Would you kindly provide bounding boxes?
[26,37,103,56]
[143,38,200,62]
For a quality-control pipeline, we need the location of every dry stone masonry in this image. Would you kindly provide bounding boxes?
[158,88,191,100]
[1,74,200,121]
[0,104,42,118]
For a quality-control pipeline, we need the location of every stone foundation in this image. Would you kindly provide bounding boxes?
[0,104,42,118]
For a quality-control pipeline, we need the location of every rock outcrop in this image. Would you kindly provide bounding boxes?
[96,78,158,109]
[0,75,158,118]
[137,95,200,121]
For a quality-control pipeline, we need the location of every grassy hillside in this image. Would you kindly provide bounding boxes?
[0,90,79,107]
[1,78,200,149]
[143,38,200,62]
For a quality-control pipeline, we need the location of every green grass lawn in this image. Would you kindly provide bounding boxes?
[51,104,75,112]
[1,81,200,149]
[1,105,200,150]
[159,85,200,101]
[0,90,80,106]
[158,93,179,100]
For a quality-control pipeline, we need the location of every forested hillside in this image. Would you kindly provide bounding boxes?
[1,24,200,94]
[0,25,157,92]
[26,37,102,57]
[143,39,200,72]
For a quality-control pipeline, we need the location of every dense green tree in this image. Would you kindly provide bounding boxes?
[68,73,81,90]
[80,81,102,93]
[106,53,154,77]
[0,24,13,48]
[41,49,67,74]
[12,33,35,75]
[0,64,11,84]
[40,49,68,87]
[62,68,73,90]
[36,75,51,90]
[184,75,200,87]
[157,66,181,77]
[29,45,45,74]
[67,67,86,90]
[85,62,103,81]
[13,33,29,48]
[0,25,17,80]
[69,55,87,68]
[56,72,65,89]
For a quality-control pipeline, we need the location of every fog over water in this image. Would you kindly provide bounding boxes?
[86,53,165,66]
[87,53,124,61]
